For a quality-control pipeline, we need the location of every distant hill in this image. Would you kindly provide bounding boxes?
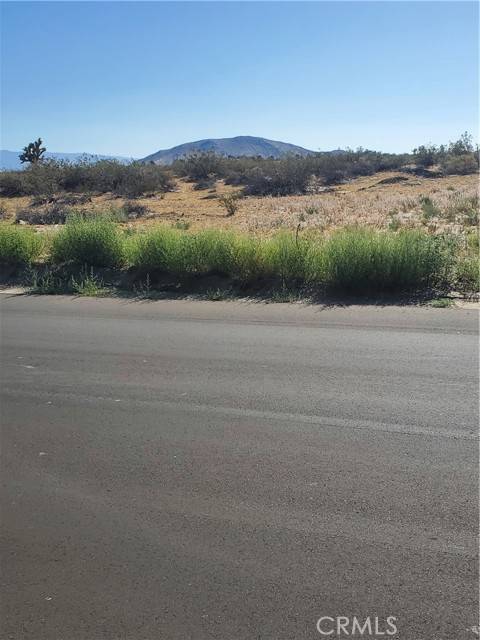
[142,136,314,165]
[0,150,132,171]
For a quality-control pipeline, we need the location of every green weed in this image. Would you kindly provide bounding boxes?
[27,267,68,294]
[51,214,125,267]
[70,267,106,296]
[430,297,454,308]
[0,224,44,265]
[420,196,441,222]
[455,255,479,297]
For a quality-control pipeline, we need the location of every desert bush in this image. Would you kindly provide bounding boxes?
[122,200,149,219]
[171,147,409,196]
[51,214,125,267]
[15,205,71,225]
[193,177,216,191]
[444,195,479,226]
[55,193,92,206]
[0,172,26,197]
[241,157,311,196]
[173,152,223,181]
[0,160,174,198]
[455,255,479,296]
[440,154,478,176]
[218,193,242,216]
[411,133,478,175]
[113,163,174,197]
[23,160,63,197]
[447,132,475,156]
[0,224,44,265]
[412,145,439,168]
[419,196,441,221]
[220,150,408,196]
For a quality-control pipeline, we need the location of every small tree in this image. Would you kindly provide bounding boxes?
[412,144,438,168]
[448,132,474,156]
[19,138,46,165]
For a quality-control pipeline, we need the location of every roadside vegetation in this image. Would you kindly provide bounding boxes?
[0,217,477,298]
[0,223,45,265]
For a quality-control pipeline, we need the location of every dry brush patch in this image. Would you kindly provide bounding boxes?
[1,172,476,236]
[242,173,478,233]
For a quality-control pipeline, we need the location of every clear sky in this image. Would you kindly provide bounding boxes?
[1,1,478,157]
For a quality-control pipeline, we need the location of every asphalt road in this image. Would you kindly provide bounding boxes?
[1,295,478,640]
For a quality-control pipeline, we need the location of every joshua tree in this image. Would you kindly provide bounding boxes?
[19,138,46,165]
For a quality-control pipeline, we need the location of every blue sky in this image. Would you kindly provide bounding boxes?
[1,2,478,157]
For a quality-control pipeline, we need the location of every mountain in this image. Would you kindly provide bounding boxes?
[142,136,314,165]
[0,150,132,171]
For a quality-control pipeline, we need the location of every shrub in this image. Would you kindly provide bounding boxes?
[173,152,223,181]
[193,177,216,191]
[15,205,70,225]
[455,254,479,296]
[420,196,441,221]
[51,215,125,267]
[113,163,174,197]
[0,172,26,197]
[0,224,44,265]
[447,132,474,156]
[0,159,175,198]
[173,148,408,196]
[441,154,478,176]
[241,158,310,196]
[218,193,242,216]
[22,160,62,197]
[122,201,149,219]
[444,195,479,226]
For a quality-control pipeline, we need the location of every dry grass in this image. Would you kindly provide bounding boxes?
[1,171,477,235]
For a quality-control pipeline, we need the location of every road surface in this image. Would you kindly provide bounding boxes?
[1,295,478,639]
